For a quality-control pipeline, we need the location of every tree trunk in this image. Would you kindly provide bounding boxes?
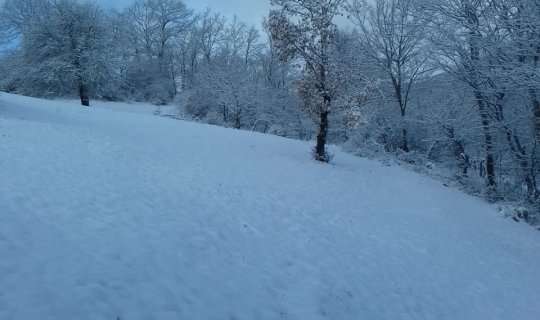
[78,80,89,107]
[398,97,409,152]
[492,91,538,198]
[315,110,330,162]
[501,121,538,198]
[401,127,409,153]
[446,126,469,177]
[473,90,496,188]
[465,7,495,189]
[222,105,228,123]
[531,44,540,142]
[234,113,241,129]
[482,123,495,188]
[530,88,540,142]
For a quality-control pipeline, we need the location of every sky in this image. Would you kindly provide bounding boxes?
[98,0,271,27]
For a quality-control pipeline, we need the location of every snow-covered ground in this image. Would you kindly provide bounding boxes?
[0,93,539,320]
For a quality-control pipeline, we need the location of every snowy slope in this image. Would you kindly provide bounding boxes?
[0,93,539,320]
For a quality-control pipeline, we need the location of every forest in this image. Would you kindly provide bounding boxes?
[0,0,539,223]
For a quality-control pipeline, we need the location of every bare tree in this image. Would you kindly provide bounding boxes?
[508,0,540,143]
[118,0,193,102]
[421,0,499,190]
[197,9,226,64]
[350,0,432,152]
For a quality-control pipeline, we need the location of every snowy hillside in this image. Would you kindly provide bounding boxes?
[0,93,539,320]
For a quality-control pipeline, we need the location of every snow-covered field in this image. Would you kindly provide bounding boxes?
[0,93,539,320]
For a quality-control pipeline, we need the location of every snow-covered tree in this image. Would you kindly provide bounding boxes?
[117,0,194,103]
[350,0,433,152]
[419,0,540,198]
[419,0,499,190]
[268,0,347,162]
[0,0,43,42]
[1,0,109,106]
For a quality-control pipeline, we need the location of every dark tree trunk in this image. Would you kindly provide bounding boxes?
[401,127,409,153]
[465,7,495,189]
[399,102,409,152]
[492,92,538,198]
[531,45,540,142]
[395,85,409,152]
[446,126,469,177]
[530,88,540,142]
[70,29,89,107]
[500,120,538,198]
[315,109,330,162]
[481,118,496,188]
[78,80,89,107]
[234,113,241,129]
[399,103,408,152]
[473,90,496,187]
[222,105,228,123]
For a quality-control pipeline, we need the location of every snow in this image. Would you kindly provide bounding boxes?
[0,92,539,320]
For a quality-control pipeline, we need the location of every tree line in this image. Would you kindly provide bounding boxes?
[1,0,539,219]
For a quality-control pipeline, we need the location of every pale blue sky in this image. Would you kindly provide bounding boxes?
[97,0,271,27]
